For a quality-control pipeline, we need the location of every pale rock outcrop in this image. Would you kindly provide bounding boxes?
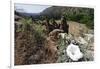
[76,37,88,45]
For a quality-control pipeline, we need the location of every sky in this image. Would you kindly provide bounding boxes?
[15,3,51,13]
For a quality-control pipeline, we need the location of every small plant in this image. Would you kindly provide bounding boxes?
[57,35,68,62]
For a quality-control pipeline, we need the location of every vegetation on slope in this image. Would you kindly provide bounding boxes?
[41,6,94,29]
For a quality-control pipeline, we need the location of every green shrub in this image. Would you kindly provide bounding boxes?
[19,18,33,32]
[64,11,94,29]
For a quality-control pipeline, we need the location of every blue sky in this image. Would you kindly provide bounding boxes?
[15,3,51,13]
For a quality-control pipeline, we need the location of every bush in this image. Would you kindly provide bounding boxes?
[19,17,33,32]
[64,11,94,29]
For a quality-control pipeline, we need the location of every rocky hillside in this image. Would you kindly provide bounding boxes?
[41,6,93,17]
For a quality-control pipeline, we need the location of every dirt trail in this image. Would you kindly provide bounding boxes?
[68,21,89,37]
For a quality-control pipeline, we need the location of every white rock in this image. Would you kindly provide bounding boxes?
[77,37,88,45]
[66,43,83,61]
[84,34,94,41]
